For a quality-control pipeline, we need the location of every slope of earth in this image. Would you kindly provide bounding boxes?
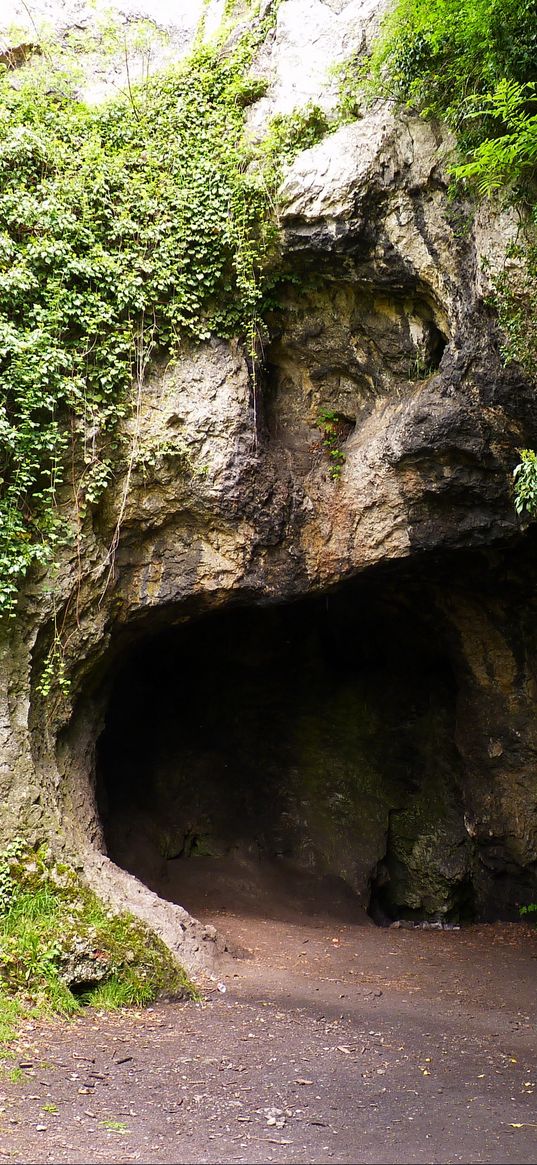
[0,899,536,1165]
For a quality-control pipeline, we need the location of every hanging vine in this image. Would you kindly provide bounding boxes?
[0,20,282,618]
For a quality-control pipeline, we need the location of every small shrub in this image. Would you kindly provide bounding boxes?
[317,409,351,480]
[261,103,332,165]
[513,449,537,517]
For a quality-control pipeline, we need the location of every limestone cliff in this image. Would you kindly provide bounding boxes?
[1,0,536,969]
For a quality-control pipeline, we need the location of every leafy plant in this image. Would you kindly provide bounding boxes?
[489,218,537,371]
[453,80,537,195]
[0,20,285,619]
[353,0,537,135]
[261,103,332,165]
[317,409,349,480]
[513,450,537,516]
[99,1119,129,1134]
[0,838,25,913]
[36,636,70,698]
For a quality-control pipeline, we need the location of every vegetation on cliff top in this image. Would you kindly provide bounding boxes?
[346,0,537,514]
[358,0,536,128]
[358,0,537,210]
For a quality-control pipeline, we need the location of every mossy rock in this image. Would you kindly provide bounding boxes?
[0,842,196,1020]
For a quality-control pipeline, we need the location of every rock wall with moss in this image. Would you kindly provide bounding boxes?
[0,0,536,960]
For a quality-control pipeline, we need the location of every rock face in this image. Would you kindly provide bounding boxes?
[1,0,537,967]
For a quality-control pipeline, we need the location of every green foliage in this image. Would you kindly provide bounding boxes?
[344,0,537,200]
[0,26,281,618]
[513,449,537,516]
[0,841,195,1048]
[452,80,537,194]
[36,636,70,698]
[520,902,537,919]
[0,838,25,913]
[317,409,347,480]
[0,994,25,1052]
[335,56,365,124]
[358,0,537,133]
[261,103,332,164]
[99,1119,129,1134]
[353,0,537,477]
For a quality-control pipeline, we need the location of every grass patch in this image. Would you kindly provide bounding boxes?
[100,1119,129,1134]
[0,841,196,1052]
[0,993,25,1050]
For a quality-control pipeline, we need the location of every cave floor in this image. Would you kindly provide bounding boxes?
[1,891,536,1165]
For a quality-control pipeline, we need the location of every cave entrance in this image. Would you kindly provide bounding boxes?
[96,577,471,925]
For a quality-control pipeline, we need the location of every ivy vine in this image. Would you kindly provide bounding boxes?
[0,22,284,617]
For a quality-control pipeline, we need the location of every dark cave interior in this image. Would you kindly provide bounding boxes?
[95,572,474,925]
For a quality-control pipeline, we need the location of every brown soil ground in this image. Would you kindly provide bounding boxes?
[1,860,536,1165]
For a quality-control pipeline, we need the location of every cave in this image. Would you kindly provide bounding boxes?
[95,569,474,926]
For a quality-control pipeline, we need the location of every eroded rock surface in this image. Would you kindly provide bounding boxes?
[1,0,537,966]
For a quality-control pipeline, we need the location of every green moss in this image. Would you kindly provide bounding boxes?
[0,841,196,1050]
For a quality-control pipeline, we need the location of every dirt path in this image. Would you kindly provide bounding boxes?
[1,900,536,1164]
